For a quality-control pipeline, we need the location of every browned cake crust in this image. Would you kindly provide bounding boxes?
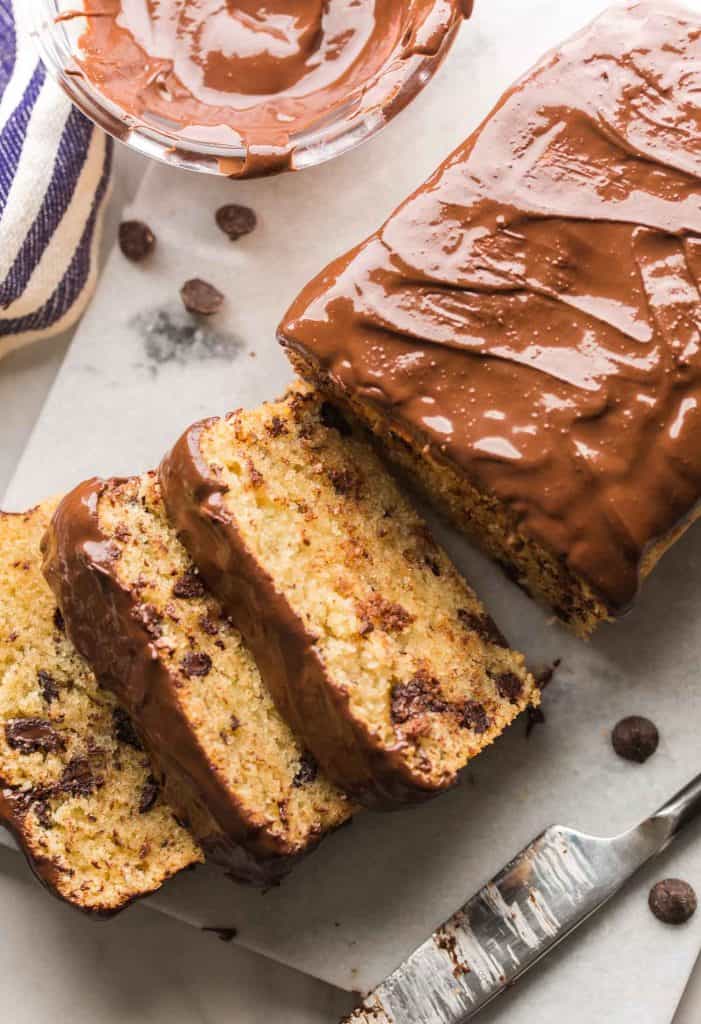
[159,387,536,808]
[42,475,353,883]
[0,502,201,915]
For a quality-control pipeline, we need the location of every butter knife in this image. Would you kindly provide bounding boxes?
[345,773,701,1023]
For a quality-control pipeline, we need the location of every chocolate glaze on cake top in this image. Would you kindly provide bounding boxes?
[280,2,701,612]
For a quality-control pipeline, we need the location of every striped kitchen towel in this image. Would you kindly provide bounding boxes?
[0,0,111,359]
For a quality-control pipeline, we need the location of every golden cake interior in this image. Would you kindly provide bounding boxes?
[0,502,202,914]
[198,386,537,791]
[95,474,353,854]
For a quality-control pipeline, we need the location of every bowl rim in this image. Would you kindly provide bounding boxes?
[29,1,464,178]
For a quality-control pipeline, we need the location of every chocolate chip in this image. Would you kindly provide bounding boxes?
[173,571,206,599]
[112,707,143,751]
[60,757,98,798]
[5,718,65,754]
[139,775,160,813]
[457,608,509,648]
[136,603,163,637]
[53,607,65,633]
[34,800,53,830]
[266,415,288,438]
[328,468,362,498]
[320,401,352,437]
[199,615,219,636]
[181,651,212,677]
[358,594,415,635]
[119,220,156,262]
[180,278,224,316]
[230,714,241,732]
[493,672,523,703]
[215,203,257,241]
[37,670,59,705]
[649,879,697,924]
[390,672,448,725]
[612,716,659,763]
[292,752,318,788]
[460,700,489,734]
[202,926,238,942]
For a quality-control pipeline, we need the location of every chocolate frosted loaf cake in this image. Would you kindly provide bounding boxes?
[42,474,353,883]
[159,387,536,807]
[0,502,201,915]
[279,2,701,635]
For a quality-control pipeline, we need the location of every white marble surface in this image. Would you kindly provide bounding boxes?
[2,2,701,1022]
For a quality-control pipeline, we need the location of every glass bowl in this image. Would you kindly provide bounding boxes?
[30,1,467,178]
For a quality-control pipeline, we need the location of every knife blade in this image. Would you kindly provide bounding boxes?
[344,772,701,1023]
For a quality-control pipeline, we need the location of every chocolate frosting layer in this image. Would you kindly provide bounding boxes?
[76,0,470,177]
[41,478,314,884]
[280,2,701,612]
[159,417,459,808]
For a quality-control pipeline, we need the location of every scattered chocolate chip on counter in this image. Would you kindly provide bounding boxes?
[611,715,659,763]
[215,203,257,240]
[180,278,225,316]
[118,220,156,262]
[648,879,697,924]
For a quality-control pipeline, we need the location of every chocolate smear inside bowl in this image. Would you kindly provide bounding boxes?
[47,0,472,177]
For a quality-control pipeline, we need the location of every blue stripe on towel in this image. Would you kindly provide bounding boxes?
[0,61,46,214]
[0,136,112,337]
[0,105,92,307]
[0,0,16,97]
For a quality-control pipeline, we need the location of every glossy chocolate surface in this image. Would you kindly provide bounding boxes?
[280,2,701,611]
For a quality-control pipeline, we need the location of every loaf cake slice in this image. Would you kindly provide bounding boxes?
[159,386,536,808]
[42,474,353,884]
[278,2,701,636]
[0,501,201,915]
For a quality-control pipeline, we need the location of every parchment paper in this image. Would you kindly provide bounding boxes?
[4,2,701,1019]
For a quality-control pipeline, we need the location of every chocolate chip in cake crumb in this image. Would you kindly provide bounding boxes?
[173,571,206,599]
[180,278,224,316]
[320,401,352,437]
[328,468,362,498]
[112,707,143,750]
[60,756,100,798]
[612,716,659,763]
[358,594,415,635]
[292,752,318,788]
[53,607,65,633]
[460,700,489,734]
[37,670,60,705]
[136,603,163,636]
[199,615,219,636]
[33,800,53,830]
[247,459,264,487]
[215,203,257,241]
[649,879,697,924]
[493,672,523,704]
[181,651,212,677]
[391,672,448,725]
[5,718,65,754]
[202,926,239,942]
[230,714,241,732]
[266,415,288,438]
[457,608,509,648]
[119,220,156,262]
[139,775,160,813]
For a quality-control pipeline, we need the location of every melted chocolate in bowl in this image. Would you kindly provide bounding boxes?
[74,0,471,176]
